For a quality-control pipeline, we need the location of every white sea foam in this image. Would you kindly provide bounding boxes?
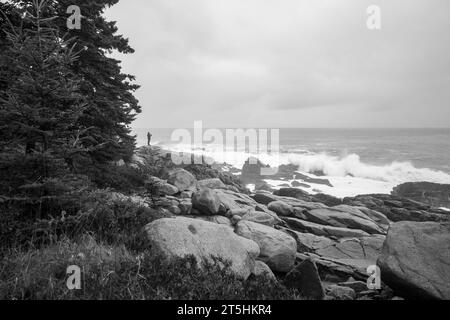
[288,153,450,185]
[159,143,450,197]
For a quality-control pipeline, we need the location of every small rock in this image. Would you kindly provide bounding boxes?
[284,258,325,300]
[231,215,242,226]
[252,261,277,281]
[168,205,182,215]
[166,168,197,192]
[178,200,192,215]
[192,188,222,215]
[180,191,193,199]
[154,198,179,208]
[326,285,356,300]
[337,280,369,293]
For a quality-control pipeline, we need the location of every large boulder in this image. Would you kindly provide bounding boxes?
[145,217,260,280]
[235,221,297,272]
[377,221,450,300]
[296,253,368,282]
[198,178,226,190]
[332,205,390,231]
[192,188,223,215]
[282,227,384,276]
[192,215,233,227]
[242,210,279,227]
[283,217,371,239]
[241,157,267,183]
[303,207,385,234]
[252,191,326,211]
[343,194,449,223]
[157,183,179,196]
[166,168,197,192]
[316,236,385,262]
[284,258,325,300]
[215,189,258,212]
[268,201,295,216]
[273,188,312,200]
[146,177,179,196]
[251,191,279,205]
[280,227,336,253]
[392,182,450,208]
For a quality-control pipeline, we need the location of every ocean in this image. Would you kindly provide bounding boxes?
[134,128,450,198]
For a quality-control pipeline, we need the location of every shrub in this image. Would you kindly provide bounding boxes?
[0,236,301,300]
[79,163,146,193]
[0,189,170,251]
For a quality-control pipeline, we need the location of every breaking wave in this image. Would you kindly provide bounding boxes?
[164,142,450,185]
[286,153,450,184]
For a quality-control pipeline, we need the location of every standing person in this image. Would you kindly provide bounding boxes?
[147,132,152,146]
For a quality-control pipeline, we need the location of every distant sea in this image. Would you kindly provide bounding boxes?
[134,128,450,198]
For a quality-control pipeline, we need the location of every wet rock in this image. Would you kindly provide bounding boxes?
[251,191,279,205]
[392,182,450,208]
[274,188,312,200]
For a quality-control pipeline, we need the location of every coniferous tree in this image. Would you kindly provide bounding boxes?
[2,0,141,164]
[55,0,141,163]
[0,0,87,158]
[0,0,92,220]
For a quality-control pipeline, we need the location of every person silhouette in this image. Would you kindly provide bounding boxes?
[147,132,152,146]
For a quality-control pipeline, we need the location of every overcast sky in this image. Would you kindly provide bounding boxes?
[106,0,450,129]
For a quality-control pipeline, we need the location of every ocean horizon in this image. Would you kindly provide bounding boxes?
[134,127,450,198]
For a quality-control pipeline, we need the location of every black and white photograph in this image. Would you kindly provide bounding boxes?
[0,0,449,307]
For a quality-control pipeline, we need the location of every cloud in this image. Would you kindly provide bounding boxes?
[106,0,450,128]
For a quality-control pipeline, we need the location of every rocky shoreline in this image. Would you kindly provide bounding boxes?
[128,146,450,300]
